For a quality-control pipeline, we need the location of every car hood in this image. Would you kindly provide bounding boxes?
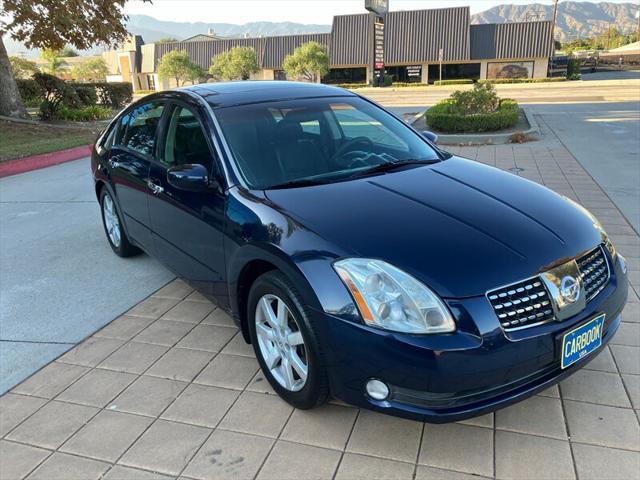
[264,157,604,298]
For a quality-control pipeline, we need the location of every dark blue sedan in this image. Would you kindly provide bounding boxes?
[91,81,628,422]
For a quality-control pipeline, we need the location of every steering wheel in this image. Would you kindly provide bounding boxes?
[332,137,374,167]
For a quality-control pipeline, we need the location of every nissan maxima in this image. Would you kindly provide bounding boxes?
[91,81,628,422]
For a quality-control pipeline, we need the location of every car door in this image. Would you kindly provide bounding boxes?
[108,101,166,252]
[147,102,227,301]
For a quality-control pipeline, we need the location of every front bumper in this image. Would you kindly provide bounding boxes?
[317,254,628,423]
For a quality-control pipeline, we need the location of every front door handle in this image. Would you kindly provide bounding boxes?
[147,179,164,195]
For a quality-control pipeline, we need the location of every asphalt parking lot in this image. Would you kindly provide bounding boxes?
[1,118,638,479]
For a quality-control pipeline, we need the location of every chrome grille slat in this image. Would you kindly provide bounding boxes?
[578,246,610,302]
[487,245,610,332]
[487,278,554,330]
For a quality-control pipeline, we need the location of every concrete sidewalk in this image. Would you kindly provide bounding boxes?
[1,134,639,479]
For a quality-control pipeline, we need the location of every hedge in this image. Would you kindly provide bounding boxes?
[16,78,44,104]
[331,83,369,89]
[391,82,428,87]
[478,77,567,84]
[433,79,474,86]
[58,105,113,121]
[426,98,519,133]
[92,82,133,108]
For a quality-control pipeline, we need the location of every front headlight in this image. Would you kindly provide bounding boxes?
[334,258,456,334]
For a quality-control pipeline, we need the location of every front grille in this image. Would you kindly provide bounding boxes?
[577,246,610,302]
[488,244,611,332]
[487,278,553,331]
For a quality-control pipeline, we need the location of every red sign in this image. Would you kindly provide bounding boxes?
[375,62,385,69]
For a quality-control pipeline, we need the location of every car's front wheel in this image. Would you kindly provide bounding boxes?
[248,271,329,409]
[100,189,141,257]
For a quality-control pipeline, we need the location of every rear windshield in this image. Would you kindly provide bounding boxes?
[215,96,439,189]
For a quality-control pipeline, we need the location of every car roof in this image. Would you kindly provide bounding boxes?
[178,80,357,108]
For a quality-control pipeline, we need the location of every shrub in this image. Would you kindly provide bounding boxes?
[426,98,519,133]
[567,57,581,77]
[93,82,133,108]
[33,72,80,120]
[433,79,474,86]
[16,78,44,104]
[449,82,499,115]
[478,77,567,84]
[567,73,581,80]
[72,83,99,106]
[58,105,113,121]
[382,74,394,87]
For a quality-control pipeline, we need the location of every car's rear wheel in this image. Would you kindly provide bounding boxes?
[248,271,329,409]
[100,189,141,257]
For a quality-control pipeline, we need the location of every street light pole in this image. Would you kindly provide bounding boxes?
[548,0,559,77]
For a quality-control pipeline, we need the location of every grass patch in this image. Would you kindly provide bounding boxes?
[0,120,101,162]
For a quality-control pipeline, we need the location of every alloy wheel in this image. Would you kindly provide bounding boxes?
[103,194,121,248]
[255,294,308,391]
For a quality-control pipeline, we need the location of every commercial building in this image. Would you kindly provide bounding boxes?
[104,6,553,91]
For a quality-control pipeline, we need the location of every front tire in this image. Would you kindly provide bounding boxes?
[248,271,329,409]
[100,189,141,258]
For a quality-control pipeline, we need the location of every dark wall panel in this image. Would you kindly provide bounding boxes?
[471,21,553,59]
[386,7,470,63]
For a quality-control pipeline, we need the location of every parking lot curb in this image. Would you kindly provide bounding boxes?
[0,144,92,178]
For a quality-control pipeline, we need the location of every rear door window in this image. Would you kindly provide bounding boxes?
[119,102,165,156]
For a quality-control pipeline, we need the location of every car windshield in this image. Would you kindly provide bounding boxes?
[215,96,441,189]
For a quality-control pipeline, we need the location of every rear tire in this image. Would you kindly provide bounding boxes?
[100,188,141,258]
[248,270,329,409]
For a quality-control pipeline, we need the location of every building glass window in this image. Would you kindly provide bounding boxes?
[384,65,422,83]
[323,67,367,84]
[427,63,481,84]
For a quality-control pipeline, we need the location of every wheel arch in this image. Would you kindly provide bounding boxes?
[229,245,324,344]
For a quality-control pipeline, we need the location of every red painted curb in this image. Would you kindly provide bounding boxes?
[0,144,93,178]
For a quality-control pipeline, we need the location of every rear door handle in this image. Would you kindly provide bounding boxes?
[147,179,164,195]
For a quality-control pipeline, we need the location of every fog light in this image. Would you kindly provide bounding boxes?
[366,379,389,400]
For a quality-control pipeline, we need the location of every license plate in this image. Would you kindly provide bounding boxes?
[561,314,605,369]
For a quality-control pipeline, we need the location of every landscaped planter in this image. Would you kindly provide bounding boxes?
[425,98,519,133]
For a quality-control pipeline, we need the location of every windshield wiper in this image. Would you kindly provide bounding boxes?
[267,177,333,189]
[345,158,440,180]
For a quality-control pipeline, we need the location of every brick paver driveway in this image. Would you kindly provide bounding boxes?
[1,130,639,480]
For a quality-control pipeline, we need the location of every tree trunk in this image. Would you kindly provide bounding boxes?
[0,37,30,119]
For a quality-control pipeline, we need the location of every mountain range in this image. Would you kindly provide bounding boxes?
[471,1,637,41]
[5,2,638,57]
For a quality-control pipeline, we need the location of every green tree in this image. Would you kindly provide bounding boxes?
[59,46,79,57]
[186,63,207,84]
[0,0,150,118]
[72,57,109,81]
[157,37,179,43]
[282,42,329,82]
[41,49,69,76]
[9,56,39,78]
[209,46,259,81]
[158,50,202,86]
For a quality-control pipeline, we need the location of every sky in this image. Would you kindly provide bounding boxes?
[123,0,634,24]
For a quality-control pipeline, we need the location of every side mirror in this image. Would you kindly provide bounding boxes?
[167,164,215,192]
[421,131,438,144]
